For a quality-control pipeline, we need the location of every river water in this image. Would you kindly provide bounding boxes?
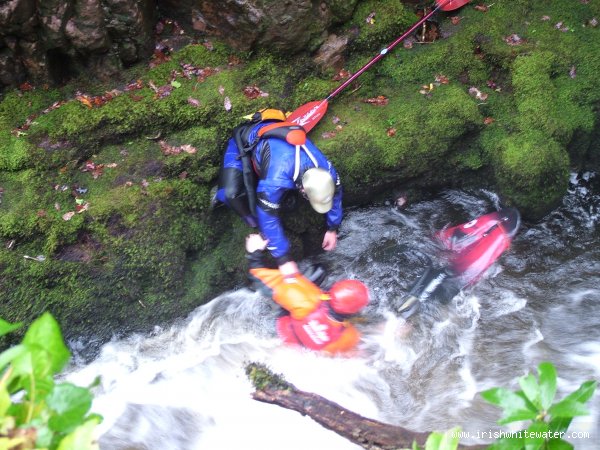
[67,172,600,450]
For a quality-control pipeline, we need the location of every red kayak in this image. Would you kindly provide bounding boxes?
[437,208,520,252]
[395,208,520,318]
[447,208,520,287]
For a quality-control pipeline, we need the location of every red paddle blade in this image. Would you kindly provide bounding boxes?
[437,0,470,11]
[287,100,329,132]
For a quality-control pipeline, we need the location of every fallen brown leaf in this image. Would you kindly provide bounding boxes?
[76,202,90,213]
[332,69,351,81]
[243,85,269,99]
[504,34,524,46]
[124,79,144,91]
[387,128,397,137]
[228,55,242,66]
[468,87,488,101]
[76,95,94,108]
[159,140,179,155]
[484,117,495,125]
[187,97,201,107]
[181,144,197,154]
[19,81,34,91]
[363,95,389,106]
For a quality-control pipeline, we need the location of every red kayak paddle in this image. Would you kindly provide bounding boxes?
[287,0,471,132]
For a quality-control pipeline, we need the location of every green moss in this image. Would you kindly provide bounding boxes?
[345,0,415,52]
[0,132,33,171]
[0,89,63,129]
[512,52,565,138]
[245,362,291,391]
[449,143,485,172]
[289,76,336,107]
[238,52,298,108]
[316,84,481,185]
[495,131,569,218]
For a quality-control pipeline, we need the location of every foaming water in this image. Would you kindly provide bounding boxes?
[68,173,600,449]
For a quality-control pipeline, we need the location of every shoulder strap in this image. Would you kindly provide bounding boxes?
[258,122,306,146]
[257,121,320,182]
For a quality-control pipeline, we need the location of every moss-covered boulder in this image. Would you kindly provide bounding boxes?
[494,131,569,218]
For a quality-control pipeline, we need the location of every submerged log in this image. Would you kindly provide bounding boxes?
[246,362,486,450]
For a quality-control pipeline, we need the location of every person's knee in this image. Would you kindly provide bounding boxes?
[220,168,245,201]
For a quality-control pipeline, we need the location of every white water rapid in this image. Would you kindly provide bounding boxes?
[67,172,600,450]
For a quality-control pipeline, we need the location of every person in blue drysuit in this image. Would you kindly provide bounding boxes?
[214,109,343,277]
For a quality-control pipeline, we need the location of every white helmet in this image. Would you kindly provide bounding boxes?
[302,168,335,213]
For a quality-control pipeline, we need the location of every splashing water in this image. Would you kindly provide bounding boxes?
[67,173,600,449]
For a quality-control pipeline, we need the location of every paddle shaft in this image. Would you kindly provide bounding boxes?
[325,0,454,102]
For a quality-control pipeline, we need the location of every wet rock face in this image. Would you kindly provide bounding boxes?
[158,0,358,52]
[0,0,156,90]
[0,0,357,91]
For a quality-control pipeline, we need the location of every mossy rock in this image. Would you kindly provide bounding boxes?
[494,131,569,219]
[315,83,482,186]
[344,0,416,53]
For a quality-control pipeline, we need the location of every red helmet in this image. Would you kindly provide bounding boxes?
[328,280,369,315]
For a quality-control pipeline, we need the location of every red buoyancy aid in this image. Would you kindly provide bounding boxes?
[276,303,357,351]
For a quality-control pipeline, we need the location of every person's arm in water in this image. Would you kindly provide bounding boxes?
[245,234,322,319]
[245,234,305,294]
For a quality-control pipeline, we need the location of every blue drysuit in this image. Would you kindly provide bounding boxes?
[216,121,342,264]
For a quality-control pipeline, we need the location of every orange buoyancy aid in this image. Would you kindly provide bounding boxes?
[248,268,325,319]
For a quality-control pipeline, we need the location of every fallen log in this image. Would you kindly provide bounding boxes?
[246,362,487,450]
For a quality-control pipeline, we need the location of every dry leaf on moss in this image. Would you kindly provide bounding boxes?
[188,97,201,107]
[468,87,488,101]
[363,95,388,106]
[243,85,269,99]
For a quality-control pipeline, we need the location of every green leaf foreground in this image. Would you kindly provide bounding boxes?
[482,362,597,450]
[0,313,101,449]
